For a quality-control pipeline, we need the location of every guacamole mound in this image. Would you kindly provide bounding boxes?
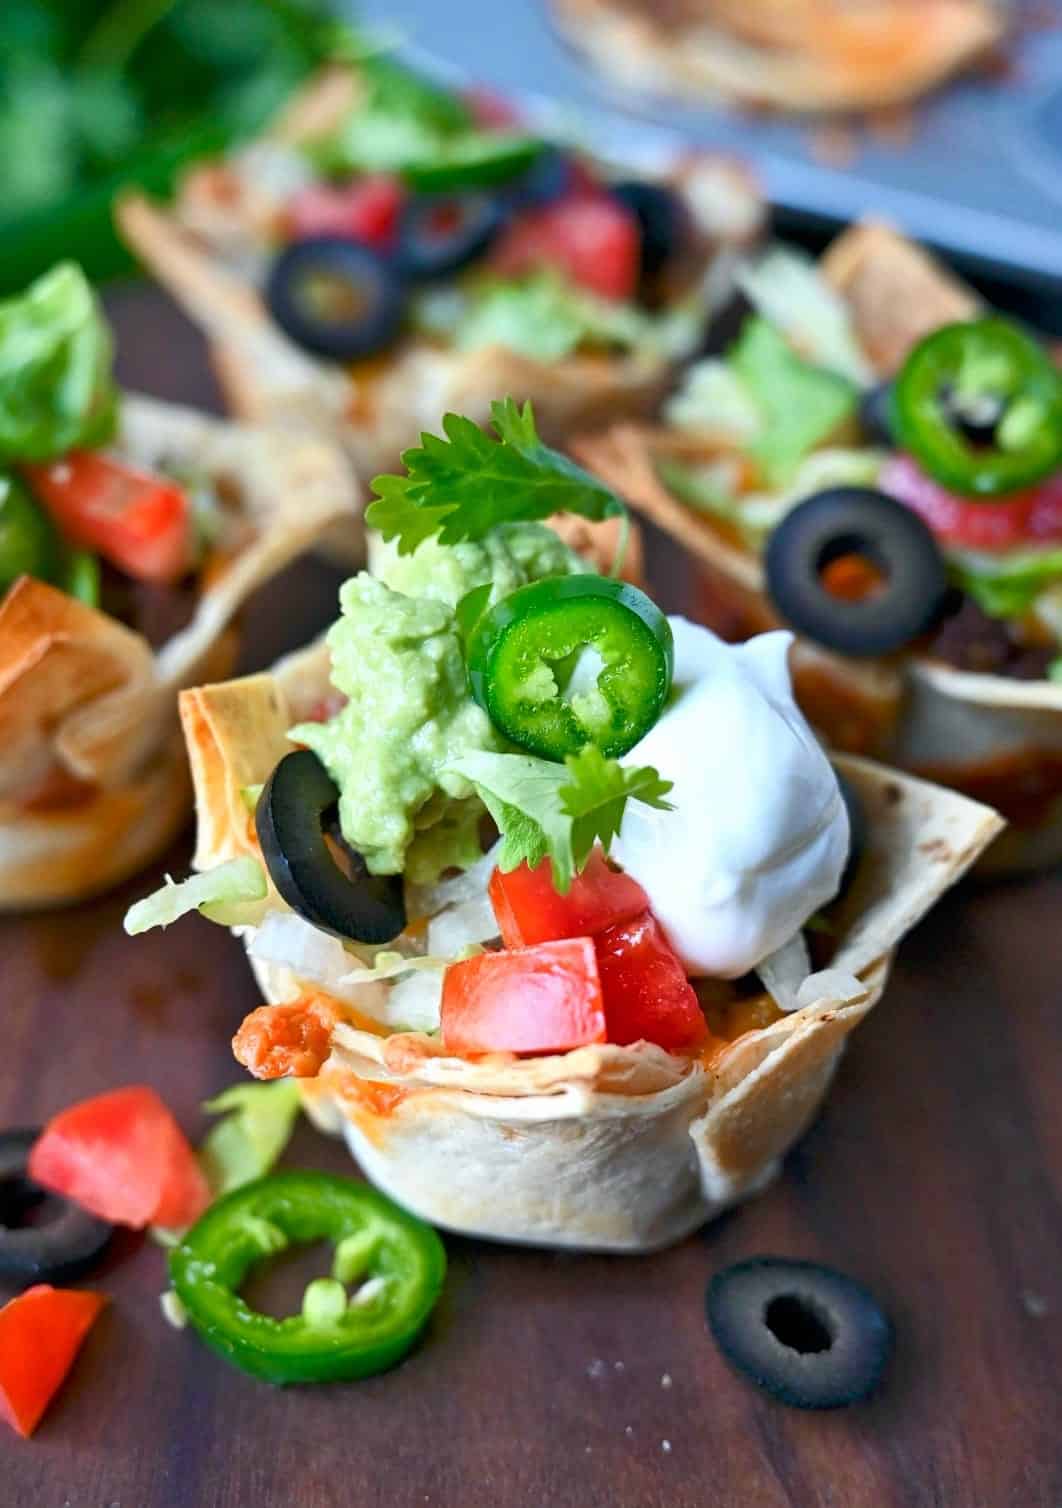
[291,523,586,884]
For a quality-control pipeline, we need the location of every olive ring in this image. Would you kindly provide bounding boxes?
[265,237,405,362]
[0,1128,114,1284]
[765,487,950,658]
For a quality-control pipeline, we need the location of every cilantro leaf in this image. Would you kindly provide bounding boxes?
[559,747,673,873]
[366,398,626,556]
[447,747,672,893]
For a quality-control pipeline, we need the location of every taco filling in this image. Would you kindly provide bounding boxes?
[119,50,763,403]
[627,237,1062,684]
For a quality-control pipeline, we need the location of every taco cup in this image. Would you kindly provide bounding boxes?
[0,266,359,908]
[128,403,1001,1251]
[115,55,764,488]
[575,223,1062,872]
[548,0,1006,116]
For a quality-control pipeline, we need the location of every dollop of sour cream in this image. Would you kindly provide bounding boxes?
[612,618,849,979]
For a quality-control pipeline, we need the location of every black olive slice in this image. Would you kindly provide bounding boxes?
[836,772,868,899]
[265,238,404,361]
[610,180,688,290]
[255,750,406,945]
[707,1258,892,1410]
[506,147,570,209]
[765,487,950,657]
[858,382,897,447]
[0,1129,113,1285]
[397,193,504,282]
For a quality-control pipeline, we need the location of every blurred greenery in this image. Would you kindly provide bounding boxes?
[0,0,355,291]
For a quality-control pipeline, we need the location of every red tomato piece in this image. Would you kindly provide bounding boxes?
[488,851,649,949]
[462,85,524,129]
[29,1087,210,1230]
[285,176,403,249]
[490,193,640,301]
[441,938,606,1056]
[0,1285,106,1438]
[881,454,1062,553]
[594,912,706,1052]
[22,453,191,585]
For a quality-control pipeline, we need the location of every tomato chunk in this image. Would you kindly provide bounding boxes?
[22,453,191,585]
[881,454,1062,553]
[0,1285,106,1438]
[489,851,649,949]
[285,176,403,249]
[29,1087,210,1230]
[594,912,706,1052]
[441,938,606,1056]
[490,193,640,301]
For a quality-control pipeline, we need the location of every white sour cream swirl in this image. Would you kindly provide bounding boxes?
[612,618,849,978]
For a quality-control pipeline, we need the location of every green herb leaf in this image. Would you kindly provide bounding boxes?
[198,1080,302,1199]
[447,747,671,893]
[367,398,626,556]
[455,581,492,648]
[0,262,118,463]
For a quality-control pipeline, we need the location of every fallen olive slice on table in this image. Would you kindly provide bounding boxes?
[169,1171,447,1384]
[765,487,951,657]
[255,750,406,944]
[707,1258,893,1410]
[0,1129,114,1285]
[265,237,404,361]
[397,192,504,282]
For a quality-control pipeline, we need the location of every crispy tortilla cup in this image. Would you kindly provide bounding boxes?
[115,67,764,485]
[549,0,1006,115]
[0,396,358,908]
[575,222,1062,872]
[174,636,1000,1252]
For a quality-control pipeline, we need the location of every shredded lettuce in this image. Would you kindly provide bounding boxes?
[663,358,763,441]
[198,1080,302,1199]
[948,547,1062,620]
[453,273,651,362]
[731,318,858,487]
[0,262,118,463]
[124,856,268,935]
[736,246,872,385]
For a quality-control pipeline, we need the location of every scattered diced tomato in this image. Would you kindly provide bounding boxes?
[285,175,403,250]
[441,938,606,1056]
[29,1087,210,1230]
[22,454,191,585]
[490,193,640,301]
[489,851,649,949]
[881,454,1062,553]
[0,1285,106,1438]
[594,912,706,1052]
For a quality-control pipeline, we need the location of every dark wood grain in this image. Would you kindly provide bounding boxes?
[1,289,1059,1508]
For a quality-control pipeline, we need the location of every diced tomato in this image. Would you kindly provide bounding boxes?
[489,851,649,949]
[29,1087,210,1230]
[462,85,524,129]
[0,1285,106,1438]
[441,938,606,1056]
[881,454,1062,553]
[490,193,640,301]
[22,453,191,585]
[594,912,706,1052]
[285,175,403,249]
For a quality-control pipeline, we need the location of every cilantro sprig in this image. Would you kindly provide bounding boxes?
[447,746,673,893]
[366,398,627,557]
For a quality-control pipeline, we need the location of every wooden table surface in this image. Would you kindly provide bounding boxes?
[1,288,1059,1508]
